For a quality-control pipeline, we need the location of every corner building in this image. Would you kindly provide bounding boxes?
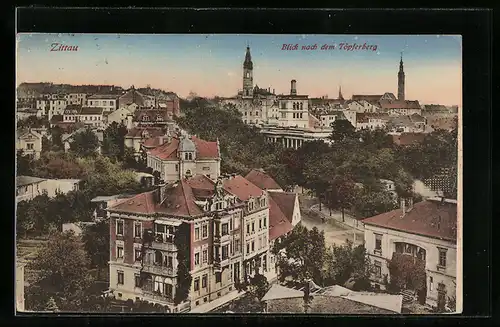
[107,173,275,312]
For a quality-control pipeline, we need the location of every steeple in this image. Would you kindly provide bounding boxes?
[338,85,344,101]
[243,46,253,70]
[398,52,405,101]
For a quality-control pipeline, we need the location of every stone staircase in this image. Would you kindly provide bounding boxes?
[400,289,415,304]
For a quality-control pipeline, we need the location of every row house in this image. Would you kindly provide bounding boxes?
[106,173,274,312]
[63,105,105,129]
[36,97,67,119]
[87,94,119,112]
[65,93,88,106]
[363,197,458,311]
[355,113,390,130]
[318,110,348,128]
[344,100,380,113]
[146,132,221,183]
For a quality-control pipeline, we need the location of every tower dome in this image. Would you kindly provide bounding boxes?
[179,135,196,153]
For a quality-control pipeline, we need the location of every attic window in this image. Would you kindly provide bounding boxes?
[142,116,150,121]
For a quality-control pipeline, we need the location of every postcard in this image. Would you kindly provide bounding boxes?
[15,33,462,314]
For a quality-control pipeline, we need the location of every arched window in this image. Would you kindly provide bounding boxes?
[293,102,296,110]
[300,102,303,110]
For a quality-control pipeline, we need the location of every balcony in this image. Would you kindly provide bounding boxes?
[142,264,177,277]
[213,233,231,245]
[142,286,174,303]
[151,234,177,252]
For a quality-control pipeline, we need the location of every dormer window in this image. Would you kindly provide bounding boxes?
[184,152,193,160]
[142,115,150,121]
[156,115,163,121]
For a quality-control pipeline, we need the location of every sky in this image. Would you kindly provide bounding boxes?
[16,34,462,106]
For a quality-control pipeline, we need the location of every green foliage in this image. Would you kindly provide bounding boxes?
[17,116,49,129]
[323,240,372,289]
[388,252,426,292]
[325,176,357,221]
[274,225,326,284]
[16,150,35,176]
[102,122,128,161]
[352,187,398,219]
[173,223,192,305]
[329,119,357,143]
[26,231,93,311]
[69,128,100,158]
[82,220,110,280]
[31,151,86,179]
[248,273,270,300]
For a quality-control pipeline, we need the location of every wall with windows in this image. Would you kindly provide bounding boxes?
[242,197,270,264]
[88,98,118,112]
[364,223,457,306]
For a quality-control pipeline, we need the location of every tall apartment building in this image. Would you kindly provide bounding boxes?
[107,173,274,312]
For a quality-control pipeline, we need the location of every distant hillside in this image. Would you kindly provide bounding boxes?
[17,82,181,103]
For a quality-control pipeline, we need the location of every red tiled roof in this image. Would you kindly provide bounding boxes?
[352,95,383,102]
[186,174,216,199]
[380,100,421,110]
[269,191,296,224]
[268,196,294,241]
[109,190,157,214]
[392,133,426,146]
[148,136,219,161]
[245,169,283,191]
[142,135,170,148]
[362,199,457,241]
[222,175,264,201]
[157,180,204,217]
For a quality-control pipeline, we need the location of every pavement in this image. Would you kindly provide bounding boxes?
[189,289,247,313]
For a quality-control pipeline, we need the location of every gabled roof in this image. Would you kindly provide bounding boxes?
[380,100,421,110]
[261,284,304,302]
[80,107,104,115]
[158,180,205,217]
[148,136,219,161]
[245,169,282,191]
[108,190,157,214]
[222,175,264,201]
[268,195,294,241]
[362,198,457,241]
[269,191,296,223]
[17,129,43,140]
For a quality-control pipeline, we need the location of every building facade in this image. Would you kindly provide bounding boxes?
[87,94,119,112]
[146,132,221,183]
[16,129,43,160]
[363,197,457,310]
[107,174,275,312]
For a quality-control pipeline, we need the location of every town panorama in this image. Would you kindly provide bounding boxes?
[15,34,461,314]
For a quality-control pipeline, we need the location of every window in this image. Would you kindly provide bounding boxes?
[438,248,447,267]
[202,224,208,239]
[248,201,254,211]
[134,222,142,238]
[194,278,200,291]
[134,274,141,288]
[134,248,141,261]
[373,260,382,277]
[26,143,34,150]
[374,234,382,254]
[202,249,208,263]
[263,217,266,227]
[235,239,241,254]
[246,224,250,235]
[202,274,207,288]
[259,219,262,230]
[252,222,255,233]
[251,241,255,252]
[117,271,124,285]
[222,245,229,260]
[116,219,124,236]
[281,112,286,118]
[215,272,221,283]
[175,164,179,172]
[195,227,200,241]
[429,276,434,292]
[195,252,200,266]
[260,199,265,207]
[117,246,124,259]
[246,243,250,254]
[154,250,162,264]
[221,223,229,236]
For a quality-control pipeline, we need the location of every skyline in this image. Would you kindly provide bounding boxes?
[16,34,462,106]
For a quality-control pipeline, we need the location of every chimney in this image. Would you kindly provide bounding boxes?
[156,182,167,203]
[290,80,297,96]
[400,198,406,218]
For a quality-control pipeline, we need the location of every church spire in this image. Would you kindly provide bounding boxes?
[338,85,344,101]
[398,52,405,101]
[244,46,253,70]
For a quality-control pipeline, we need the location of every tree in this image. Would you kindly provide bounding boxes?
[387,252,426,297]
[329,119,356,143]
[16,150,34,176]
[27,231,92,311]
[69,128,100,158]
[248,272,270,301]
[352,188,398,219]
[323,240,371,289]
[82,220,110,280]
[273,225,326,284]
[102,122,128,161]
[42,136,52,153]
[325,176,357,222]
[50,126,64,151]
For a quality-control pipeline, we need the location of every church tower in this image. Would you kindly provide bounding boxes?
[243,46,254,97]
[338,85,344,101]
[398,53,405,101]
